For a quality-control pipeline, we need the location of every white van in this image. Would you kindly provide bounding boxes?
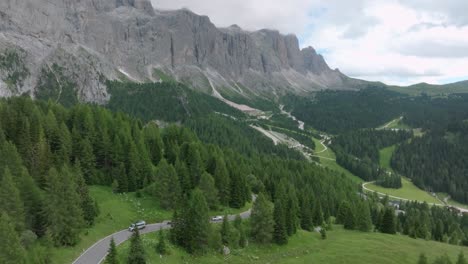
[128,220,146,232]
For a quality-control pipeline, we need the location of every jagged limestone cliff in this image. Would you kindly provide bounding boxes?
[0,0,360,103]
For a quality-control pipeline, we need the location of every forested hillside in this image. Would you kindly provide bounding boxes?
[0,97,360,263]
[392,122,468,203]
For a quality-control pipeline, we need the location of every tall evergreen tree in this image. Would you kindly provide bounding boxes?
[73,162,98,226]
[154,159,181,210]
[312,200,324,227]
[0,213,26,264]
[250,193,274,244]
[78,138,96,184]
[127,229,146,264]
[185,188,211,253]
[213,156,230,206]
[0,168,25,232]
[381,207,396,234]
[285,187,299,236]
[273,198,288,245]
[198,172,219,210]
[44,167,84,246]
[105,237,118,264]
[357,201,373,232]
[300,195,313,231]
[143,123,163,165]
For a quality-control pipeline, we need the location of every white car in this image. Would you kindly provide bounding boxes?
[128,220,146,232]
[211,215,223,222]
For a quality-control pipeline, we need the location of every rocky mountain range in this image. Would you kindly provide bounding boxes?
[0,0,362,104]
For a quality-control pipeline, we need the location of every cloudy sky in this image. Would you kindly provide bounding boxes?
[152,0,468,85]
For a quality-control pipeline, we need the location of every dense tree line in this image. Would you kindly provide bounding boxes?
[392,122,468,203]
[376,171,402,189]
[283,88,468,134]
[331,129,411,181]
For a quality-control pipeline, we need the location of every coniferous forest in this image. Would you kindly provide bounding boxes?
[1,81,468,263]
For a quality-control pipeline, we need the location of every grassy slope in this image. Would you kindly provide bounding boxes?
[312,137,363,183]
[116,226,468,264]
[51,186,251,264]
[363,146,440,204]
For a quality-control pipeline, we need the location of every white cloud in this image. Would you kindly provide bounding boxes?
[152,0,468,85]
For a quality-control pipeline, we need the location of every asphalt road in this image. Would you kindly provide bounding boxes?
[73,197,255,264]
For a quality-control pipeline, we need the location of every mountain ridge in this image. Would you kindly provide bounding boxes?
[0,0,362,103]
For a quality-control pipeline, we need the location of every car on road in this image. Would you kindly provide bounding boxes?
[211,215,223,222]
[128,220,146,232]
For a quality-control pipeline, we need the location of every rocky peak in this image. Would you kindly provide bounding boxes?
[0,0,357,103]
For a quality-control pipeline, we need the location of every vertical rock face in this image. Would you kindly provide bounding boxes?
[0,0,358,103]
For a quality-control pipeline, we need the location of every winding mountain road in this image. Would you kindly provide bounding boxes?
[73,197,255,264]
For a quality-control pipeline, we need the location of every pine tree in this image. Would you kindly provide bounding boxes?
[0,213,26,264]
[127,141,141,192]
[230,170,245,209]
[105,237,118,264]
[198,172,219,210]
[185,188,211,253]
[143,123,163,165]
[156,229,168,255]
[115,163,128,193]
[285,187,299,236]
[300,195,313,231]
[73,162,98,226]
[273,198,288,245]
[417,253,428,264]
[127,229,146,264]
[357,201,373,232]
[44,167,84,246]
[18,170,46,237]
[337,201,355,230]
[0,168,25,232]
[381,207,396,234]
[154,159,181,210]
[250,193,274,244]
[79,138,96,184]
[213,156,230,206]
[175,158,191,196]
[312,200,324,227]
[457,251,467,264]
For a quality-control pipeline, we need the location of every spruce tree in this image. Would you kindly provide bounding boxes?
[0,168,25,232]
[115,163,128,193]
[381,207,396,234]
[357,201,373,232]
[185,188,211,253]
[143,123,163,165]
[18,170,46,237]
[127,229,146,264]
[155,159,181,210]
[213,156,230,206]
[300,195,313,231]
[250,193,274,244]
[105,237,118,264]
[198,172,220,210]
[73,162,98,226]
[79,138,96,184]
[312,200,324,227]
[0,213,26,264]
[273,198,288,245]
[44,167,84,246]
[285,187,299,236]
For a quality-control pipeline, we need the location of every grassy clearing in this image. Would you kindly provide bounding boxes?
[116,226,468,264]
[379,145,396,170]
[366,178,440,204]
